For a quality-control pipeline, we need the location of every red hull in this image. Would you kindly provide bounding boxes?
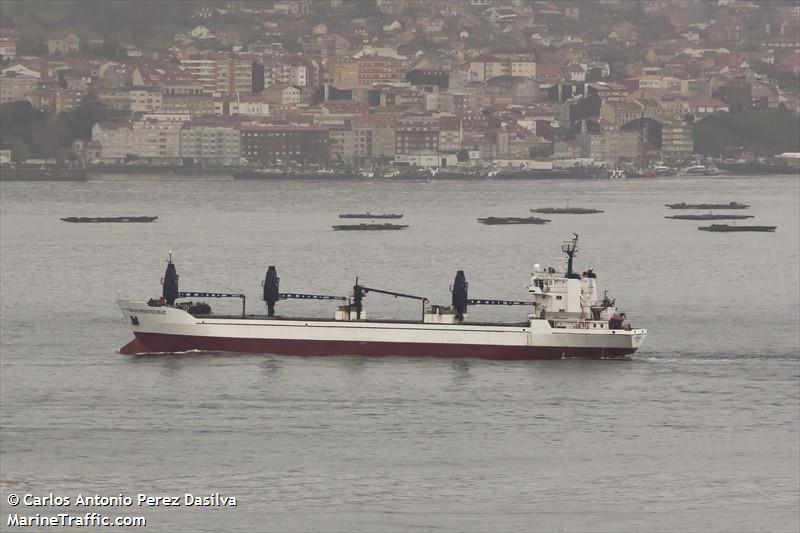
[121,332,635,359]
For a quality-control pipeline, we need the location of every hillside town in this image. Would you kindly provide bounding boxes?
[0,0,799,175]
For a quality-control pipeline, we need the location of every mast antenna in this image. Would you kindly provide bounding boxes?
[561,234,579,278]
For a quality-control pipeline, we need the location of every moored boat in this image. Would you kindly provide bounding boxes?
[609,169,627,179]
[478,216,550,225]
[118,235,647,359]
[652,165,678,176]
[698,224,776,232]
[682,165,721,176]
[428,168,488,179]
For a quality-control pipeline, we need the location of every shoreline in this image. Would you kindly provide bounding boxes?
[2,166,798,183]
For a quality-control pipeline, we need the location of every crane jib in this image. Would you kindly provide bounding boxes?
[467,299,533,306]
[279,293,346,301]
[178,291,245,299]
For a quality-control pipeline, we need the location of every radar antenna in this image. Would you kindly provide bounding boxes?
[561,233,580,279]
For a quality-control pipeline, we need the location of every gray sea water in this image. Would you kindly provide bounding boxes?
[1,174,798,532]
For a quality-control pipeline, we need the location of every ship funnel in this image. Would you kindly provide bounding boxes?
[452,270,468,321]
[263,266,280,317]
[162,254,179,305]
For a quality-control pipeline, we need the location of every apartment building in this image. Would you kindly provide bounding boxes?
[352,114,397,160]
[660,121,694,162]
[240,124,329,164]
[395,116,439,154]
[129,87,163,113]
[468,54,536,82]
[180,120,241,165]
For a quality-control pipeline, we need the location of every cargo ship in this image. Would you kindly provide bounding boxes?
[118,235,646,359]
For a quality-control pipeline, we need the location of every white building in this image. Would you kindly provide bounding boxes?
[264,62,308,88]
[129,87,163,113]
[93,119,184,163]
[181,57,216,93]
[229,100,269,117]
[181,56,254,95]
[0,73,36,104]
[180,121,241,165]
[92,122,134,162]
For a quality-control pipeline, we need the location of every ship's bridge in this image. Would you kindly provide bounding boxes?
[528,235,619,324]
[529,265,618,323]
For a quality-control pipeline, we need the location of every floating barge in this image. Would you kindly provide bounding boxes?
[61,216,158,223]
[666,202,749,209]
[698,224,776,232]
[665,214,754,220]
[338,213,403,219]
[530,207,604,214]
[118,235,646,359]
[332,223,408,231]
[478,216,550,225]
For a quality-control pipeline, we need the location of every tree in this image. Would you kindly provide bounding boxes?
[15,34,47,56]
[0,101,44,149]
[88,40,127,60]
[61,95,107,141]
[1,97,108,160]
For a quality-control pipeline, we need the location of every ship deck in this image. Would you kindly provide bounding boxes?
[191,313,530,328]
